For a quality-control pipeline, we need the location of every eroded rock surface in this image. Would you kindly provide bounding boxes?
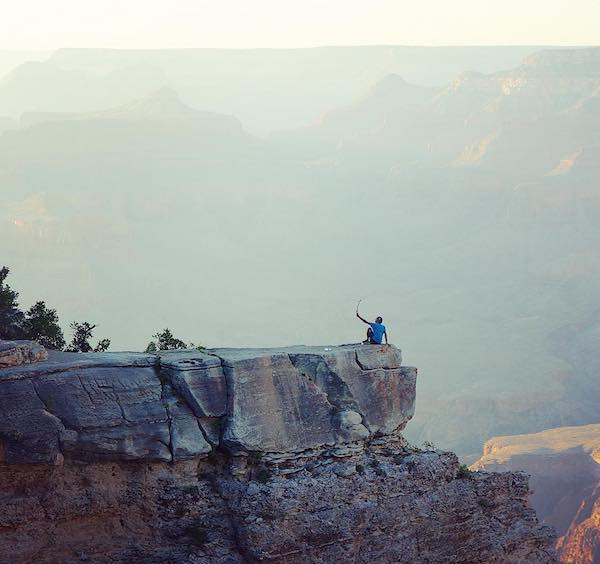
[0,343,556,563]
[0,350,210,464]
[0,339,47,368]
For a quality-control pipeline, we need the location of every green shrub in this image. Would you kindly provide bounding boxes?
[457,464,473,479]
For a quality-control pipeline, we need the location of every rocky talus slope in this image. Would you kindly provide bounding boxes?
[0,342,555,563]
[473,424,600,563]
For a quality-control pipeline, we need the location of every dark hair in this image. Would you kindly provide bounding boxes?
[376,316,383,323]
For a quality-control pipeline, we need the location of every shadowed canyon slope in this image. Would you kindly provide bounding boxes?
[0,342,555,563]
[473,424,600,563]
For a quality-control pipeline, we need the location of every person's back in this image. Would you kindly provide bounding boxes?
[369,320,386,344]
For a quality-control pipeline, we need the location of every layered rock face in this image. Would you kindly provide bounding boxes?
[473,424,600,563]
[0,343,555,563]
[0,339,47,368]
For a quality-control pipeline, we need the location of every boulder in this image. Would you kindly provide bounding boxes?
[0,340,47,368]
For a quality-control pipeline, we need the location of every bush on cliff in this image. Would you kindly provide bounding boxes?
[145,328,193,352]
[24,301,66,350]
[0,267,26,340]
[457,464,474,479]
[0,266,110,352]
[65,322,111,353]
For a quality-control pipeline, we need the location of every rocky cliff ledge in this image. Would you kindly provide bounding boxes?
[0,343,555,563]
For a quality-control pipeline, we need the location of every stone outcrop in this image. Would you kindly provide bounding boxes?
[472,423,600,563]
[0,343,556,563]
[558,484,600,564]
[0,339,47,368]
[0,345,414,466]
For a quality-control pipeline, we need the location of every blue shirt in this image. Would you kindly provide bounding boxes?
[369,322,386,344]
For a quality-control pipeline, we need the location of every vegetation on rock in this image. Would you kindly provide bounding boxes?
[0,266,25,340]
[0,266,109,351]
[65,322,111,353]
[23,301,65,350]
[145,328,188,352]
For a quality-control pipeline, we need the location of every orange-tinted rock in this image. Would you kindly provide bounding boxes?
[473,423,600,563]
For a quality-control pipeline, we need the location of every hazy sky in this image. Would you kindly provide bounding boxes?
[1,0,599,49]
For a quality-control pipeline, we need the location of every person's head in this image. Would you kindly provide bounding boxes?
[376,316,383,324]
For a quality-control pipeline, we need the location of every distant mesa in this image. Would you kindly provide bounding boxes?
[20,87,243,130]
[473,424,600,467]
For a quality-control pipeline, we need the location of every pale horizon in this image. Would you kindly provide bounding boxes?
[2,0,600,50]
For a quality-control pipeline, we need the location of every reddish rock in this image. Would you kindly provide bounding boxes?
[473,423,600,563]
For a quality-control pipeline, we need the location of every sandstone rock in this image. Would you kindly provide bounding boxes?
[288,347,416,436]
[0,343,557,562]
[0,345,415,464]
[472,423,600,564]
[156,345,416,457]
[0,377,65,464]
[161,385,213,459]
[0,447,557,563]
[0,351,210,463]
[159,349,227,417]
[557,483,600,564]
[217,449,556,563]
[218,350,338,454]
[337,409,369,441]
[0,340,47,368]
[354,343,402,369]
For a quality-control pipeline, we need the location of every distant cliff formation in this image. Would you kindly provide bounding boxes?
[473,424,600,564]
[0,342,555,563]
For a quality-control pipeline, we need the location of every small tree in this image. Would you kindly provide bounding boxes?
[24,301,66,350]
[66,322,111,353]
[146,328,188,352]
[0,266,25,340]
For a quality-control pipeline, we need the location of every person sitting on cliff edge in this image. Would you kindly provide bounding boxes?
[356,312,388,345]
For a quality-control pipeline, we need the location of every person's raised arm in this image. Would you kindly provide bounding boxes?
[356,312,370,325]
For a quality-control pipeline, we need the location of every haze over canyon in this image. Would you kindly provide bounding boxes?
[1,44,600,561]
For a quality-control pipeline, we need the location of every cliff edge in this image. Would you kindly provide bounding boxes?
[0,342,556,563]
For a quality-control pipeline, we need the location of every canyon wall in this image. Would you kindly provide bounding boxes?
[473,423,600,563]
[0,342,556,563]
